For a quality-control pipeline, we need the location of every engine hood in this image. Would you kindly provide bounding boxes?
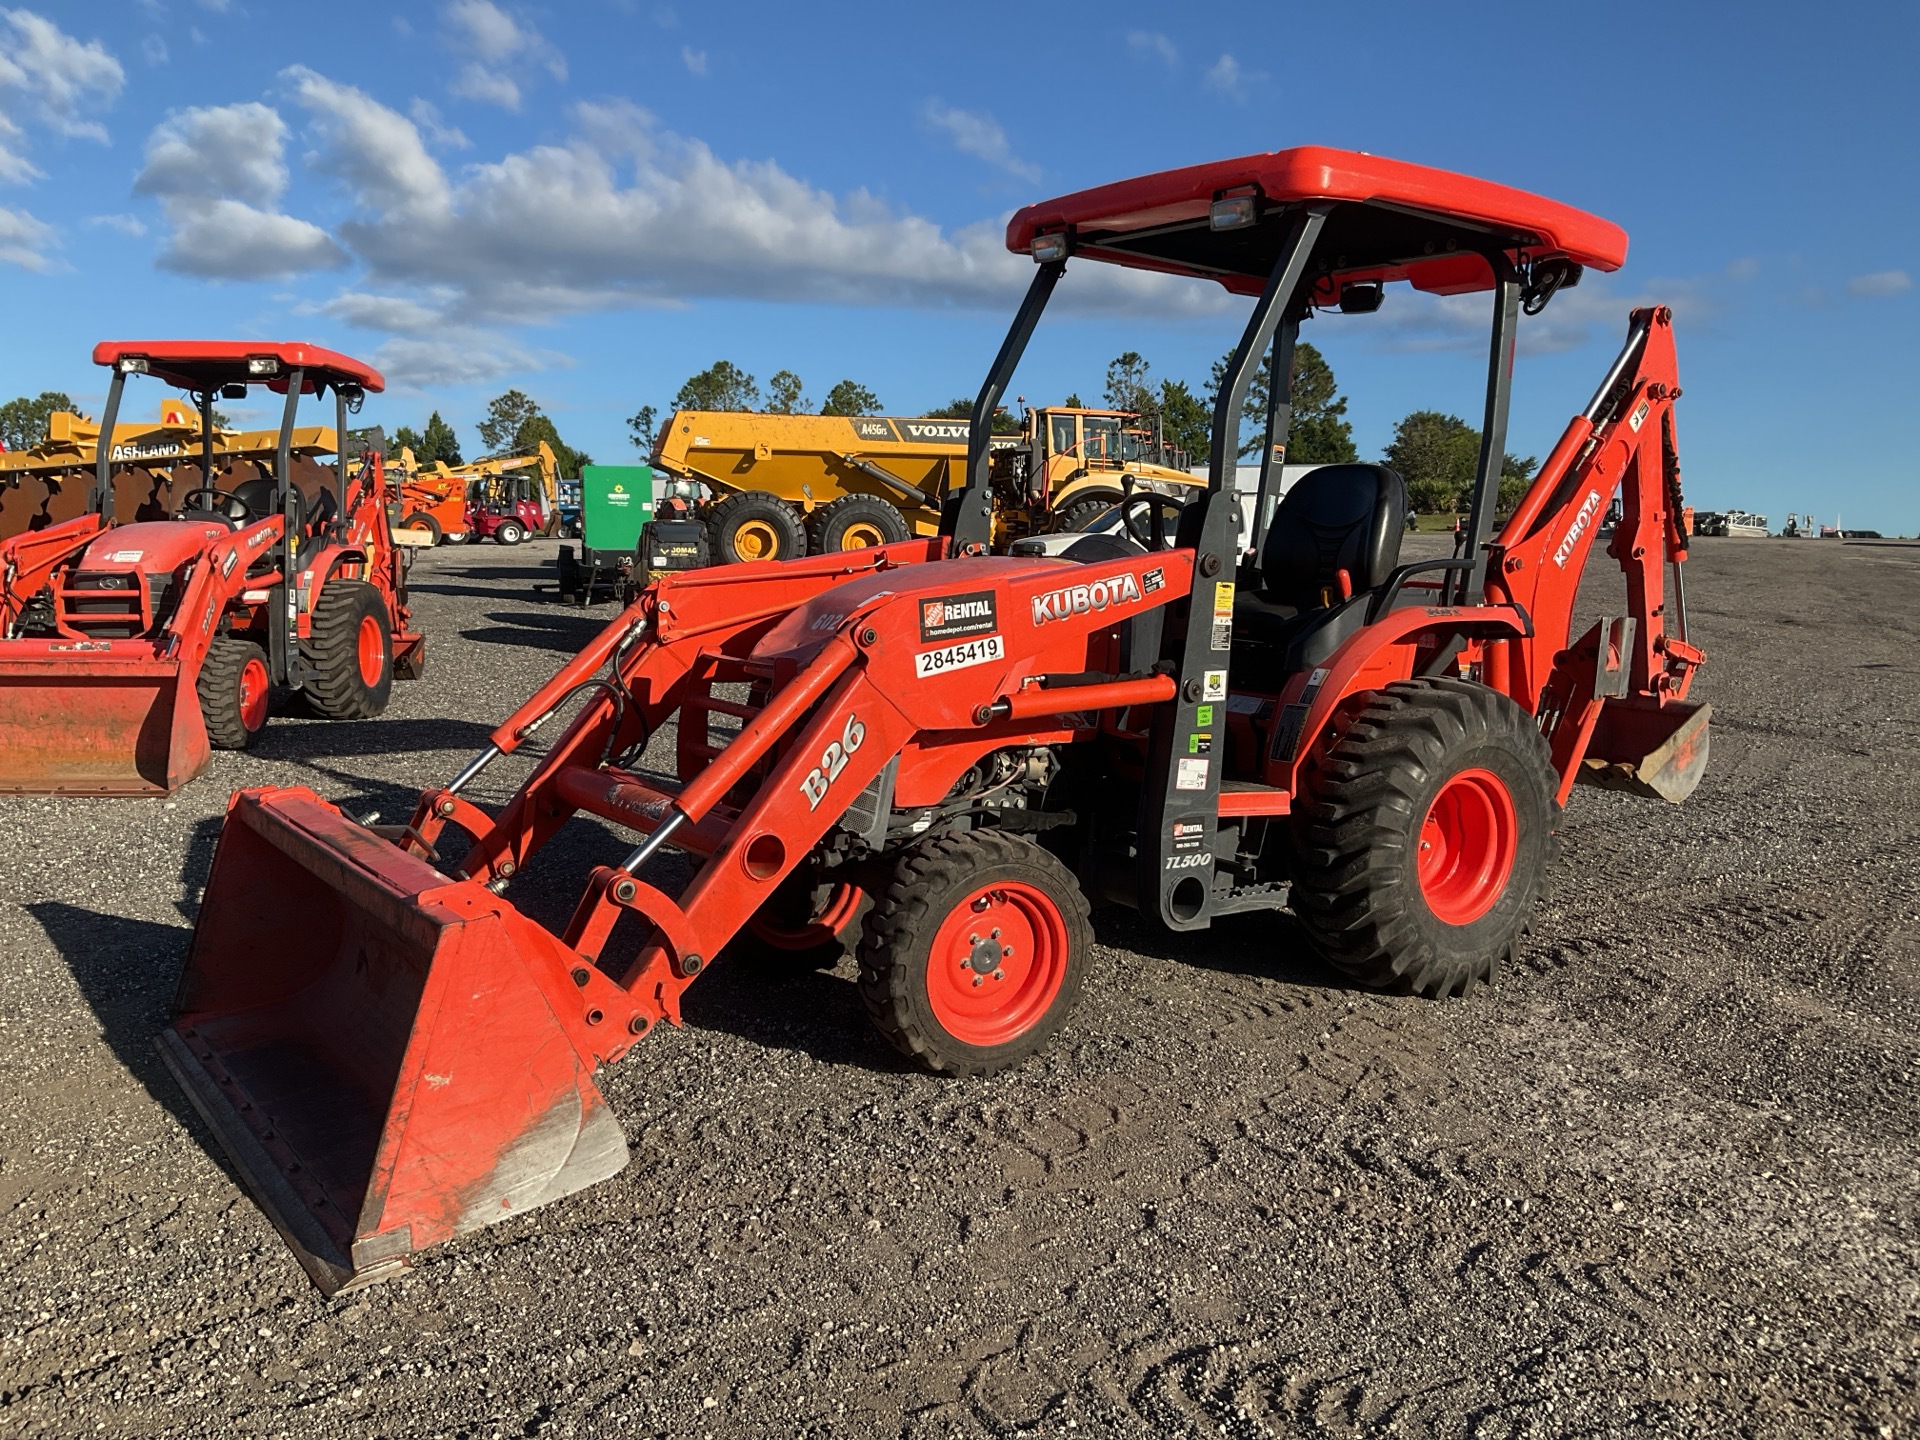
[79,519,233,573]
[751,554,1068,665]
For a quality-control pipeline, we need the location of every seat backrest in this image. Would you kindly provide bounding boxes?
[1257,463,1406,608]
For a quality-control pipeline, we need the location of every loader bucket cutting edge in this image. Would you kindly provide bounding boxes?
[161,786,628,1293]
[0,657,208,795]
[1578,699,1712,804]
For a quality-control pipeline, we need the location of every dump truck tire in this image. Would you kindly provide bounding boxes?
[302,579,392,720]
[197,636,272,750]
[1052,497,1116,534]
[808,494,910,554]
[707,492,806,564]
[400,511,442,544]
[858,829,1090,1076]
[1290,677,1556,997]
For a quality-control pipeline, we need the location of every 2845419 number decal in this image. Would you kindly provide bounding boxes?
[914,634,1004,678]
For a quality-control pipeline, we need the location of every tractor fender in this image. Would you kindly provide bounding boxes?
[1273,603,1532,789]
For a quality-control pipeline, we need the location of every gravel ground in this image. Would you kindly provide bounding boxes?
[0,533,1915,1439]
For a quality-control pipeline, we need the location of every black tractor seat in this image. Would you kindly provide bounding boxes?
[1233,462,1407,680]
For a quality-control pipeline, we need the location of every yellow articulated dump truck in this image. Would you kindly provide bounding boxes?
[650,406,1200,563]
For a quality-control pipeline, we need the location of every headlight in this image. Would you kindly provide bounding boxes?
[1029,233,1069,263]
[248,356,280,375]
[119,357,150,374]
[1208,195,1258,231]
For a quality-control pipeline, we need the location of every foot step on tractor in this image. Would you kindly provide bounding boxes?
[0,342,424,794]
[165,149,1709,1291]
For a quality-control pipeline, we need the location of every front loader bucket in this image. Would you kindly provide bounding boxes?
[1578,698,1712,804]
[159,787,628,1293]
[0,654,208,795]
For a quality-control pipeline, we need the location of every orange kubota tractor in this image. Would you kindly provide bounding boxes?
[0,342,424,793]
[164,148,1707,1291]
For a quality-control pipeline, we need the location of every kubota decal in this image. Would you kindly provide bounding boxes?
[1031,573,1143,626]
[1554,489,1604,569]
[799,712,867,811]
[919,591,997,642]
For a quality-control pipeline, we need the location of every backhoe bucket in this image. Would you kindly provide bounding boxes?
[159,787,628,1293]
[0,654,208,795]
[1578,698,1712,804]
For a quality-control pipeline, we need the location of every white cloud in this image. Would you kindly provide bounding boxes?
[0,10,125,182]
[1724,256,1761,282]
[0,203,55,270]
[89,211,146,236]
[158,198,348,279]
[409,97,470,150]
[1203,53,1264,102]
[1847,269,1912,299]
[141,34,168,65]
[365,332,543,388]
[136,101,288,206]
[1127,31,1178,65]
[681,46,708,76]
[922,100,1039,183]
[136,101,349,278]
[441,0,564,111]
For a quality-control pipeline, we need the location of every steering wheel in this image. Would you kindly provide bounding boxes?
[1118,493,1185,551]
[178,487,256,525]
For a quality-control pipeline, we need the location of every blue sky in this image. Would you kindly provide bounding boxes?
[3,1,1916,529]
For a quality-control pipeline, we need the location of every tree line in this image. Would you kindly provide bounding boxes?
[1,351,1536,514]
[625,362,884,452]
[390,391,592,478]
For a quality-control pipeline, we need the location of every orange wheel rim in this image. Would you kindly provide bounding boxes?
[736,519,779,561]
[238,656,270,730]
[927,882,1068,1046]
[1418,767,1518,925]
[356,614,385,687]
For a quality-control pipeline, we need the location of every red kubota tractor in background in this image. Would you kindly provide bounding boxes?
[0,342,424,794]
[164,148,1707,1292]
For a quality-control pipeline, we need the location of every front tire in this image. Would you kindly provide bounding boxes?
[302,579,392,719]
[1290,678,1556,997]
[197,636,271,749]
[494,519,527,546]
[858,830,1090,1076]
[401,511,442,544]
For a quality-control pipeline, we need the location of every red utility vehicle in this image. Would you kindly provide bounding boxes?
[0,342,424,793]
[165,148,1706,1290]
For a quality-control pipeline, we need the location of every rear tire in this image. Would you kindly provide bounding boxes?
[808,494,910,554]
[197,636,271,750]
[1290,678,1556,997]
[302,579,392,719]
[858,829,1090,1076]
[401,512,442,545]
[1052,497,1115,534]
[494,519,527,546]
[707,492,807,564]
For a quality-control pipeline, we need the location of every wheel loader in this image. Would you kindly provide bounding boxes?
[165,147,1709,1292]
[0,341,424,794]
